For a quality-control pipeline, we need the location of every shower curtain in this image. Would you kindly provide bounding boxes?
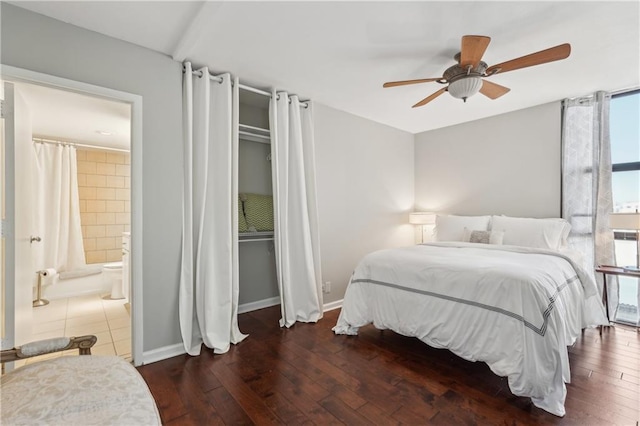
[179,63,247,356]
[33,143,86,272]
[270,92,323,327]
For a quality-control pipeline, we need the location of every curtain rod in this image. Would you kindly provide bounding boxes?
[33,138,130,153]
[611,86,640,98]
[567,86,640,102]
[186,67,309,108]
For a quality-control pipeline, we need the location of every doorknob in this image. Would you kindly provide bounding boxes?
[30,236,41,243]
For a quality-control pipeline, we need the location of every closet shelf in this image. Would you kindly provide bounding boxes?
[239,123,269,134]
[239,123,270,145]
[239,231,274,243]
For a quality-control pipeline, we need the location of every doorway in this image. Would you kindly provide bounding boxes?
[1,66,143,366]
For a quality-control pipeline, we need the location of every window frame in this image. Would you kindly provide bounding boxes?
[610,89,640,243]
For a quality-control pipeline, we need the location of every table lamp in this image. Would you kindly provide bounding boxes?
[409,212,436,244]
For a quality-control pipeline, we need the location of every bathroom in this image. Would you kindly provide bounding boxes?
[7,82,133,367]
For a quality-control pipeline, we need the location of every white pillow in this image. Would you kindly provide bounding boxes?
[462,228,505,245]
[434,215,491,242]
[555,219,571,248]
[490,216,571,250]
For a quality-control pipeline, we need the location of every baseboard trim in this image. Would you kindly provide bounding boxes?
[323,299,343,312]
[142,297,342,365]
[142,343,185,365]
[238,296,281,314]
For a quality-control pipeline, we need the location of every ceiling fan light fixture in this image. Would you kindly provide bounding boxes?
[383,36,571,108]
[448,76,483,102]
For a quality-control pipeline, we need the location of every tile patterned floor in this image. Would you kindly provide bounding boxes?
[15,292,131,368]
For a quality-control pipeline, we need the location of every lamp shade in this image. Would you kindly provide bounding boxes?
[448,77,482,101]
[609,212,640,230]
[409,212,436,225]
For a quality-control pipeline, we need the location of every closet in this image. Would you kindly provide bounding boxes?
[238,91,279,308]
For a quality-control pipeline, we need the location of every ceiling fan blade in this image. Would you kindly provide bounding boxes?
[460,35,491,69]
[383,78,441,88]
[486,43,571,75]
[412,88,447,108]
[479,79,511,99]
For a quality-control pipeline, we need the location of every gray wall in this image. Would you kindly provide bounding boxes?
[238,102,271,196]
[2,4,183,352]
[238,138,278,306]
[238,103,278,305]
[314,104,415,304]
[239,102,269,129]
[237,102,417,307]
[414,102,562,218]
[238,242,278,305]
[239,140,272,194]
[1,4,420,347]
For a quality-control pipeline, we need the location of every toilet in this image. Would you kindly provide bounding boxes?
[103,261,124,300]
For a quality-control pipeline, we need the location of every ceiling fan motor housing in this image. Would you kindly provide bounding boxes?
[444,54,488,101]
[445,55,489,80]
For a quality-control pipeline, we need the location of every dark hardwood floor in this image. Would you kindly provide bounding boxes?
[138,306,640,425]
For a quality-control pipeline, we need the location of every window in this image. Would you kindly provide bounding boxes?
[610,89,640,325]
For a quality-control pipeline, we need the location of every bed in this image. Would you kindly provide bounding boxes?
[333,215,608,417]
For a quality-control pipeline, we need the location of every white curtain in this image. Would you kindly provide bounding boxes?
[179,63,247,356]
[270,92,323,328]
[562,91,618,317]
[33,143,85,272]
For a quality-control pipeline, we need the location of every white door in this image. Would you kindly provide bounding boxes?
[1,82,35,354]
[1,82,5,350]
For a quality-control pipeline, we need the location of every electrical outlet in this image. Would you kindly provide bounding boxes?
[323,281,332,294]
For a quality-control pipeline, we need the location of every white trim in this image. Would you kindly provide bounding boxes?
[238,296,280,314]
[0,64,145,367]
[142,343,185,365]
[130,84,144,368]
[323,299,343,312]
[141,297,342,365]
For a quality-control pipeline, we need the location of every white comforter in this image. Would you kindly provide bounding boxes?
[333,242,608,417]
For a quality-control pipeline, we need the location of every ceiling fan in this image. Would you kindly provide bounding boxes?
[383,35,571,107]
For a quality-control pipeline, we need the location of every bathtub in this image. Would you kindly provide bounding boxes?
[40,265,111,300]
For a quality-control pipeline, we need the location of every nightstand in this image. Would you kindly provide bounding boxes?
[595,265,640,334]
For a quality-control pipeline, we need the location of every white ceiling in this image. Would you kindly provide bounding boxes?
[16,82,131,150]
[12,1,640,134]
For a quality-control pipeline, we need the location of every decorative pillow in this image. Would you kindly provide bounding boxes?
[462,228,505,245]
[238,195,248,233]
[242,193,274,232]
[434,215,491,242]
[490,216,571,250]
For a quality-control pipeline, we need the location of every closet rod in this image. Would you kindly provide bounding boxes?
[239,124,270,134]
[33,138,130,153]
[239,83,270,97]
[239,238,274,243]
[187,68,308,108]
[239,131,270,141]
[238,80,310,108]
